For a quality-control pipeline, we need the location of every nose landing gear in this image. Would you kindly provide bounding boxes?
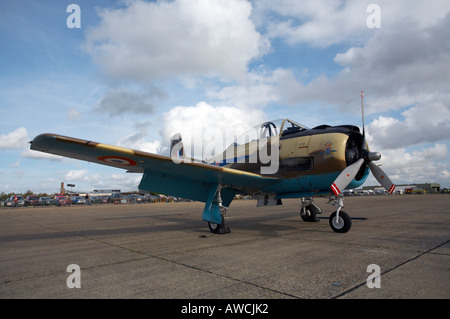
[328,195,351,233]
[329,210,352,233]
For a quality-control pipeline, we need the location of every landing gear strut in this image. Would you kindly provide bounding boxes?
[328,195,351,233]
[206,185,231,234]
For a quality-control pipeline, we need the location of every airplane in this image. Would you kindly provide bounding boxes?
[30,94,395,234]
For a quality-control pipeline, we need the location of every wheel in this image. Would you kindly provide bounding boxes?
[329,211,352,233]
[300,205,320,222]
[208,215,225,234]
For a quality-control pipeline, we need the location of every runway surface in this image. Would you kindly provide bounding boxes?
[1,195,449,299]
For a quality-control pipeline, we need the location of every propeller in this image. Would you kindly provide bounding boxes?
[331,158,364,196]
[331,91,395,196]
[368,162,395,194]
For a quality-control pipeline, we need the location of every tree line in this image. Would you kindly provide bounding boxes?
[0,190,52,200]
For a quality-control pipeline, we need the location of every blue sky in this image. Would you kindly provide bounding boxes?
[1,0,449,194]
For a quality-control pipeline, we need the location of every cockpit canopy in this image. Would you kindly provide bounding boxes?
[234,119,308,145]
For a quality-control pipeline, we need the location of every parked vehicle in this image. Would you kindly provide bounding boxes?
[71,196,86,205]
[39,197,53,206]
[25,195,41,206]
[108,193,122,204]
[55,195,70,206]
[342,190,354,196]
[6,195,25,207]
[143,194,155,203]
[126,194,142,204]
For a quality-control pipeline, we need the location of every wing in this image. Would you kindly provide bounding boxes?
[30,133,280,203]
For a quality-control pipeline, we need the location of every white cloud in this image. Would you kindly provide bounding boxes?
[84,0,269,83]
[121,138,161,154]
[208,68,284,108]
[116,122,162,153]
[375,144,449,185]
[108,174,141,190]
[254,0,369,47]
[86,172,141,191]
[65,169,89,181]
[367,102,450,150]
[254,0,450,47]
[0,127,29,150]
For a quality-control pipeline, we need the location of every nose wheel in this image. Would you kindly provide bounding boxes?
[328,195,352,233]
[329,210,351,233]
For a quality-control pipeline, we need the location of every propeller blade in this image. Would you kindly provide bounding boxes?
[368,162,395,194]
[331,158,365,196]
[361,90,368,151]
[361,90,365,136]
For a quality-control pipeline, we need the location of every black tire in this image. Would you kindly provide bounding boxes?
[329,211,352,233]
[300,204,320,222]
[208,215,225,234]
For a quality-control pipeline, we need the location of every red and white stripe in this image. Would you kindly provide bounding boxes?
[388,184,395,194]
[331,183,340,196]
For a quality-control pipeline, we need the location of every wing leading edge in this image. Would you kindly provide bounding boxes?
[30,133,280,203]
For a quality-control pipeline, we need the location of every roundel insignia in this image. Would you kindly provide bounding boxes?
[97,156,138,166]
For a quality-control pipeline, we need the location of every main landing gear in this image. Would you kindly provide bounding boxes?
[206,185,231,234]
[300,197,321,222]
[300,195,352,233]
[208,209,231,234]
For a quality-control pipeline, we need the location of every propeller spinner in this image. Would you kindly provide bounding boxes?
[331,91,395,196]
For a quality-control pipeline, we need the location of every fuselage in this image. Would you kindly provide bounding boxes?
[207,119,369,197]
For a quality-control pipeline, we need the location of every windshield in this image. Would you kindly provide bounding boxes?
[280,119,308,136]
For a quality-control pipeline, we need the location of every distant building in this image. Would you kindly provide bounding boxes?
[363,183,441,193]
[92,189,121,196]
[416,183,441,193]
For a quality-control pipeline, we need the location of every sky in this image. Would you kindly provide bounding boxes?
[1,0,449,194]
